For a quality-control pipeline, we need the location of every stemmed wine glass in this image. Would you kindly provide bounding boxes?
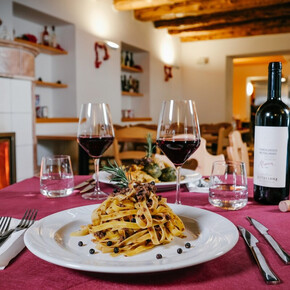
[77,103,114,200]
[156,100,201,204]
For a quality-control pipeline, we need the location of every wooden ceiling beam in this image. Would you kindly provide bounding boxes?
[113,0,186,11]
[154,3,290,30]
[178,18,290,42]
[134,0,290,22]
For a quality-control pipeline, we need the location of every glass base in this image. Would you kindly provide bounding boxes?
[82,190,108,200]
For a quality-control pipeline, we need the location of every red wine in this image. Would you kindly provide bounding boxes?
[254,62,289,204]
[157,138,200,166]
[77,135,114,158]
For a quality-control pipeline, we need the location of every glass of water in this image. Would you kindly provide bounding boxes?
[209,161,248,210]
[40,155,74,198]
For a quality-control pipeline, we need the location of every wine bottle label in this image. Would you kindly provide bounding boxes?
[254,126,288,187]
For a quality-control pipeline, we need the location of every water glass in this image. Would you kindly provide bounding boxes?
[209,161,248,210]
[40,155,74,198]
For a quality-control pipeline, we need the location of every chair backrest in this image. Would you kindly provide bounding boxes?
[226,130,250,175]
[216,125,233,155]
[113,126,157,165]
[184,137,225,176]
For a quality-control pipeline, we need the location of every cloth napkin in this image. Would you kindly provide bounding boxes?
[186,178,210,193]
[0,218,26,270]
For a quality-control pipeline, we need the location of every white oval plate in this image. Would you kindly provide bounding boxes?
[24,204,239,274]
[98,168,202,191]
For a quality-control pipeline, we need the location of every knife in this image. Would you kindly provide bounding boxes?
[80,183,95,193]
[237,226,280,284]
[247,216,290,264]
[74,177,95,189]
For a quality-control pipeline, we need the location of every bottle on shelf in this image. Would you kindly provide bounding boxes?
[129,52,134,67]
[41,26,49,46]
[253,62,289,205]
[50,25,56,47]
[124,51,130,67]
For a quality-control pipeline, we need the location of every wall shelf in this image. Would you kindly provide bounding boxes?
[14,38,68,55]
[36,117,78,123]
[121,64,143,73]
[121,117,152,122]
[122,91,143,97]
[34,80,68,88]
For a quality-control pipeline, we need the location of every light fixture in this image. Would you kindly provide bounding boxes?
[246,82,254,96]
[104,40,119,49]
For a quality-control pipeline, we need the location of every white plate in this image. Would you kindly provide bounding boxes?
[98,168,202,191]
[24,204,239,274]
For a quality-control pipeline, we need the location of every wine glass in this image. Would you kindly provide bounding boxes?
[77,103,114,200]
[157,100,201,204]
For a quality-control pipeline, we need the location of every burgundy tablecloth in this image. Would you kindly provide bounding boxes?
[0,176,289,290]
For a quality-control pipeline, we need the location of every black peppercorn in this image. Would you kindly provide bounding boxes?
[78,241,83,247]
[107,241,113,246]
[156,253,162,259]
[114,247,119,253]
[131,217,136,223]
[177,248,183,254]
[185,242,191,249]
[89,248,95,254]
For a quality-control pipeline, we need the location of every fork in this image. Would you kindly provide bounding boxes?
[0,209,38,243]
[0,216,12,236]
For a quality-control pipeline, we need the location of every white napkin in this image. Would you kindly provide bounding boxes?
[0,219,26,270]
[186,178,210,193]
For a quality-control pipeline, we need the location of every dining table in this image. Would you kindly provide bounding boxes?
[0,175,289,290]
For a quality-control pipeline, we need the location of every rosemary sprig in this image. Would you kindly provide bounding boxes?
[102,160,129,188]
[144,133,156,158]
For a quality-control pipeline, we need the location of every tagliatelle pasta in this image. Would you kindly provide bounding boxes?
[72,182,186,257]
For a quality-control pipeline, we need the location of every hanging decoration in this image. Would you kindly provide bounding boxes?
[164,65,173,81]
[94,42,110,68]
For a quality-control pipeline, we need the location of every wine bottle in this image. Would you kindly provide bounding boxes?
[254,62,289,204]
[50,26,56,47]
[124,51,130,66]
[41,26,49,46]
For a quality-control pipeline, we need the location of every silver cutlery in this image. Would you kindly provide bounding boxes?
[80,183,95,193]
[247,216,290,264]
[74,177,95,189]
[237,225,280,284]
[0,209,38,246]
[0,216,12,237]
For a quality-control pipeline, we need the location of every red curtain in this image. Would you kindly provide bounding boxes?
[0,141,10,189]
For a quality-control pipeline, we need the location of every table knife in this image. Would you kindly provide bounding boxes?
[74,178,95,189]
[247,216,290,264]
[237,226,280,284]
[80,183,95,193]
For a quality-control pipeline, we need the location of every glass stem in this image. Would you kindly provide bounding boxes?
[94,158,101,193]
[175,166,182,205]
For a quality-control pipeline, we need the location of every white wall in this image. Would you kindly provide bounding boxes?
[1,0,290,125]
[181,34,290,124]
[0,0,182,124]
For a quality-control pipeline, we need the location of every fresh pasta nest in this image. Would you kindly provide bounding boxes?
[73,182,186,257]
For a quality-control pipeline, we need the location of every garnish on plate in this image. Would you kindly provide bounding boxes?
[102,133,177,184]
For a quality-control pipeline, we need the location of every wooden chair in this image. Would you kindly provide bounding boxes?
[113,126,157,165]
[216,124,233,155]
[200,122,232,155]
[183,137,225,176]
[226,130,250,175]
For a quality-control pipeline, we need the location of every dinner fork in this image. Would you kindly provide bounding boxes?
[0,209,38,243]
[0,216,12,236]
